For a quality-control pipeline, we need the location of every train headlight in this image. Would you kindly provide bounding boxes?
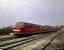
[13,29,21,32]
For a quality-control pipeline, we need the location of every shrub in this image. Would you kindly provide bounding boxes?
[0,26,13,35]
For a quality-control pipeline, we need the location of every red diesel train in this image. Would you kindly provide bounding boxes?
[12,22,58,37]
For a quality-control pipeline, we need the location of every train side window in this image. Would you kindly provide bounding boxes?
[29,25,30,28]
[27,25,29,28]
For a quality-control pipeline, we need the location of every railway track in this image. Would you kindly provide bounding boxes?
[0,35,14,39]
[0,37,16,42]
[0,34,46,50]
[0,35,15,42]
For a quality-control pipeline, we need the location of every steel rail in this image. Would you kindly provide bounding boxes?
[0,37,16,42]
[42,32,62,50]
[0,34,44,50]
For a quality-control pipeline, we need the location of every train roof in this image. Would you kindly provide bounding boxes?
[16,22,43,27]
[15,22,56,28]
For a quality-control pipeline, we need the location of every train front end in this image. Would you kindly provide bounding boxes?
[13,22,24,37]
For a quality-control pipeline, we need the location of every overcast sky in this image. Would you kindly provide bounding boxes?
[0,0,63,27]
